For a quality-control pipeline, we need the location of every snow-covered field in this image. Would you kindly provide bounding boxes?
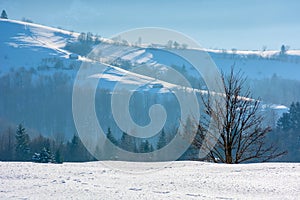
[0,161,299,199]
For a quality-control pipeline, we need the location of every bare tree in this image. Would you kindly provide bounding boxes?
[192,68,286,163]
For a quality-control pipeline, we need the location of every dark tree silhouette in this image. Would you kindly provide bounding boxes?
[157,129,167,150]
[139,140,153,153]
[275,102,300,161]
[120,132,135,152]
[15,124,30,161]
[102,128,119,160]
[1,10,8,19]
[32,147,54,163]
[280,45,286,55]
[106,128,118,145]
[192,68,286,163]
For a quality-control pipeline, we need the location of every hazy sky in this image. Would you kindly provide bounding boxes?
[1,0,299,50]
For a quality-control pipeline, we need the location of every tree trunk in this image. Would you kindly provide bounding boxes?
[226,146,233,164]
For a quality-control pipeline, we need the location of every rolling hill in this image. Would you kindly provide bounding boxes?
[0,18,297,141]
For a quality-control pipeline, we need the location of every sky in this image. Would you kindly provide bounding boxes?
[1,0,299,50]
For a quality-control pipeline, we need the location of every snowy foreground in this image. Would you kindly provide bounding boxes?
[0,161,299,199]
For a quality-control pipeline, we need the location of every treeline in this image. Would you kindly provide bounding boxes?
[0,104,299,163]
[101,128,169,160]
[0,124,94,163]
[0,124,171,163]
[251,75,300,106]
[211,46,300,64]
[65,32,102,56]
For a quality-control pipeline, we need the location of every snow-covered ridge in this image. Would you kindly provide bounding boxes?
[204,48,300,57]
[1,18,78,36]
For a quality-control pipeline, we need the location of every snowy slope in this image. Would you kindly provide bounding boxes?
[0,19,78,73]
[100,45,300,81]
[0,161,299,199]
[1,18,299,86]
[2,18,299,82]
[0,19,176,92]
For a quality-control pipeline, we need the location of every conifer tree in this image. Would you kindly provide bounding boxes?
[107,128,118,145]
[157,129,167,150]
[15,124,30,161]
[39,147,54,163]
[1,10,8,19]
[103,128,119,160]
[55,148,63,164]
[120,132,134,152]
[140,140,151,153]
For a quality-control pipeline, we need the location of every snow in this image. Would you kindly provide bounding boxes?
[89,64,177,93]
[121,49,154,64]
[0,19,77,74]
[0,161,299,199]
[287,50,300,56]
[270,104,289,110]
[0,19,77,36]
[200,48,300,57]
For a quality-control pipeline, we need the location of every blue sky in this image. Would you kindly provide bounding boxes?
[1,0,299,50]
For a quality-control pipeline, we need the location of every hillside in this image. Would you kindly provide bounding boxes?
[1,19,300,80]
[0,19,179,91]
[0,19,78,73]
[0,161,299,199]
[0,19,183,140]
[0,19,296,143]
[93,39,300,81]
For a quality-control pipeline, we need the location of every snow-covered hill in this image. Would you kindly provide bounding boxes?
[95,41,300,81]
[0,19,177,92]
[0,19,183,137]
[1,18,299,90]
[0,19,78,72]
[1,18,300,81]
[0,18,294,139]
[0,161,299,199]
